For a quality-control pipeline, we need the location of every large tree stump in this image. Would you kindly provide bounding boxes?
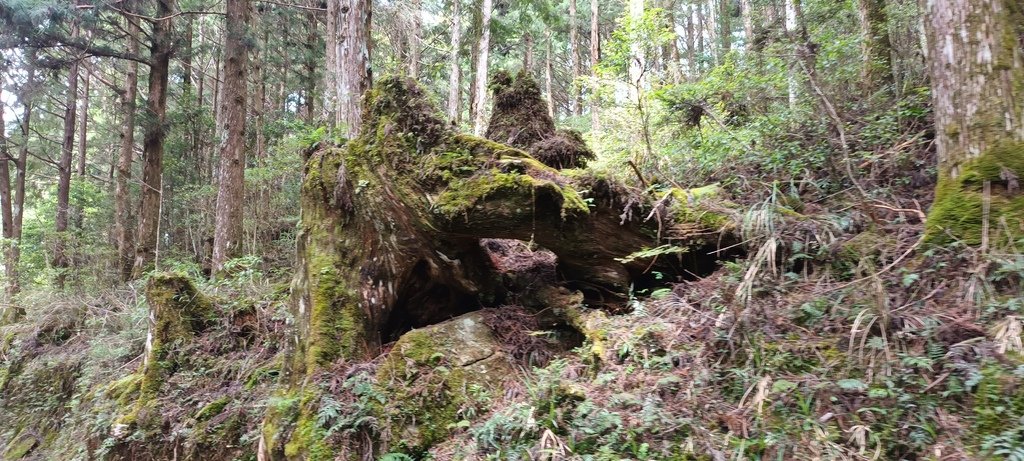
[287,76,736,375]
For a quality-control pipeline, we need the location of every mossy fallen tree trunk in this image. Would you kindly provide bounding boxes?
[265,77,738,459]
[288,76,736,373]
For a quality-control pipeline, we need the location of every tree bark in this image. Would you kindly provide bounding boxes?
[740,0,754,46]
[856,0,892,94]
[685,3,696,77]
[409,0,422,78]
[324,0,339,126]
[922,0,1024,245]
[115,13,140,282]
[784,0,799,110]
[0,61,12,300]
[132,0,174,278]
[77,61,90,177]
[628,0,645,102]
[212,0,250,274]
[590,0,600,130]
[472,0,492,135]
[336,0,372,138]
[569,0,581,116]
[719,0,731,58]
[545,30,555,118]
[7,54,34,299]
[446,0,463,124]
[54,44,80,289]
[696,0,706,72]
[523,32,534,76]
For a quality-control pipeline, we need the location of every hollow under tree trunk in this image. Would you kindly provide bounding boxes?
[286,76,737,376]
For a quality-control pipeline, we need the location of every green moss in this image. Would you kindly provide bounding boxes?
[970,362,1024,446]
[433,166,590,220]
[2,431,36,460]
[194,396,231,422]
[926,142,1024,246]
[669,185,734,231]
[283,391,335,461]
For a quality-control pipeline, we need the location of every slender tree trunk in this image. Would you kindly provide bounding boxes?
[628,0,645,102]
[183,15,194,93]
[54,49,80,289]
[447,0,463,124]
[324,0,339,126]
[784,0,799,110]
[741,0,754,46]
[133,0,174,278]
[0,63,13,300]
[212,0,250,274]
[857,0,892,94]
[468,14,480,126]
[719,0,731,58]
[409,0,422,77]
[337,0,373,138]
[590,0,600,130]
[115,14,140,282]
[472,0,492,135]
[666,2,682,84]
[685,4,696,77]
[77,62,90,177]
[303,10,318,123]
[922,0,1024,245]
[696,0,706,72]
[569,0,581,116]
[7,55,34,298]
[523,32,534,76]
[545,30,555,118]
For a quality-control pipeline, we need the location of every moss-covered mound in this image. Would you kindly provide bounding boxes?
[926,141,1024,246]
[485,70,594,169]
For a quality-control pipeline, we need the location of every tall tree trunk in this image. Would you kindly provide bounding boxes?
[740,0,754,46]
[212,0,250,274]
[337,0,372,138]
[324,0,339,126]
[628,0,645,101]
[54,51,80,289]
[115,13,140,282]
[685,3,696,77]
[590,0,600,130]
[696,0,706,72]
[303,9,318,123]
[447,0,463,124]
[718,0,731,58]
[569,0,581,116]
[183,15,194,93]
[0,62,13,301]
[523,32,534,76]
[545,30,555,118]
[784,0,799,110]
[472,0,492,135]
[409,0,422,77]
[856,0,892,94]
[7,54,35,299]
[922,0,1024,246]
[77,62,89,177]
[666,2,682,84]
[133,0,174,278]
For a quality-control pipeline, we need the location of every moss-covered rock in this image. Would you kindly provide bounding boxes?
[376,311,513,455]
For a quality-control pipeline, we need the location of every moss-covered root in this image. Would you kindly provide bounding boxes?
[115,272,213,432]
[926,142,1024,246]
